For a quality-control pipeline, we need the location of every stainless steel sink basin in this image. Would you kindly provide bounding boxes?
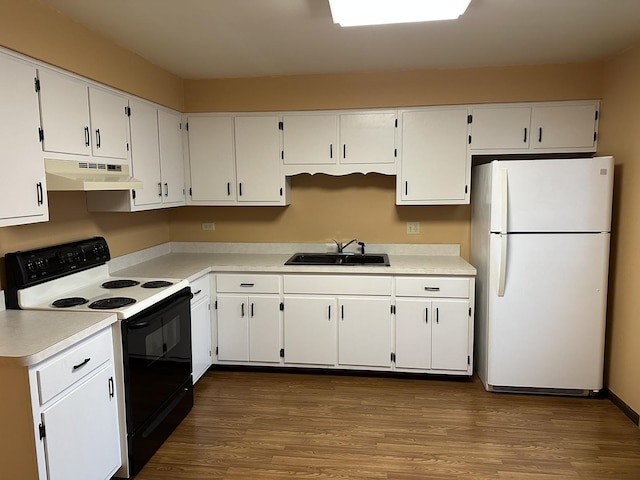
[284,253,390,266]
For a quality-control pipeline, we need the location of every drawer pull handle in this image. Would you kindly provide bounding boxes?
[424,287,440,292]
[240,283,255,287]
[108,377,115,398]
[72,357,91,371]
[193,289,202,296]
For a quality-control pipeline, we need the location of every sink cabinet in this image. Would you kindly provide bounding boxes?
[0,326,121,480]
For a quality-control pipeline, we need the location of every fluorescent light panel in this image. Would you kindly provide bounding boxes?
[329,0,472,27]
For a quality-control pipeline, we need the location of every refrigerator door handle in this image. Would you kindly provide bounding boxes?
[500,168,509,233]
[497,234,507,297]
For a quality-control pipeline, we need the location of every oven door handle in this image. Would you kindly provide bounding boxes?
[129,320,151,329]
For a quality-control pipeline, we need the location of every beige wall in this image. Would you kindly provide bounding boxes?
[0,0,181,272]
[598,41,640,413]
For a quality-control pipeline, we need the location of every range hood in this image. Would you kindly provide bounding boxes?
[45,159,143,191]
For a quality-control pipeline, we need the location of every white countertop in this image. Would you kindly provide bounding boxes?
[0,310,118,367]
[113,251,476,282]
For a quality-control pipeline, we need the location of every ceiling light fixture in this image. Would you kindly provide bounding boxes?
[329,0,472,27]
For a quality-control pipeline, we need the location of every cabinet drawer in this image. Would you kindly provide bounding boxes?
[284,275,392,295]
[216,274,280,294]
[395,277,470,298]
[190,274,210,303]
[36,328,113,405]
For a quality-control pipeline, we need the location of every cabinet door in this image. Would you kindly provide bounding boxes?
[340,112,396,164]
[0,54,48,226]
[400,109,468,203]
[395,299,431,369]
[469,107,531,150]
[235,116,283,202]
[217,295,249,361]
[191,298,212,383]
[187,116,236,202]
[338,297,391,368]
[249,295,281,362]
[532,104,598,150]
[282,114,338,165]
[129,100,162,207]
[283,296,337,365]
[158,109,186,205]
[88,86,129,160]
[430,299,469,371]
[41,364,120,480]
[37,68,91,156]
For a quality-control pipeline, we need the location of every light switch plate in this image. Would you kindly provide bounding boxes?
[407,222,420,234]
[202,222,216,231]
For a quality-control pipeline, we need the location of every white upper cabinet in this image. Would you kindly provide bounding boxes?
[469,107,532,150]
[187,116,236,203]
[37,68,91,156]
[88,86,129,160]
[469,101,599,154]
[157,109,186,206]
[37,69,129,161]
[282,114,338,166]
[129,99,162,207]
[339,112,397,165]
[532,103,598,150]
[398,108,469,205]
[0,52,49,227]
[235,116,288,204]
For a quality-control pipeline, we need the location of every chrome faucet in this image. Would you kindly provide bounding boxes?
[333,239,366,254]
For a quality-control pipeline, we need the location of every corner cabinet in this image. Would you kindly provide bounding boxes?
[0,326,121,480]
[0,52,49,227]
[397,108,470,205]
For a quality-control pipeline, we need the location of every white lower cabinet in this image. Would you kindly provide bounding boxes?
[394,277,474,375]
[0,325,121,480]
[215,274,282,363]
[190,274,212,383]
[283,296,337,365]
[338,297,391,368]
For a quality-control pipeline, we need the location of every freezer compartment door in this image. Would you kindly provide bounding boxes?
[490,157,613,233]
[487,232,609,390]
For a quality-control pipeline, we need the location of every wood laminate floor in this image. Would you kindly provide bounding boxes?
[135,371,640,479]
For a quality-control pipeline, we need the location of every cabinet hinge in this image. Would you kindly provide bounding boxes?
[467,114,473,124]
[38,128,44,142]
[280,348,285,358]
[465,185,468,194]
[281,150,284,160]
[215,346,219,355]
[208,303,211,311]
[594,131,597,142]
[467,355,471,365]
[125,106,131,117]
[189,187,193,196]
[38,423,46,440]
[279,302,284,311]
[279,187,283,196]
[595,110,599,121]
[278,121,284,131]
[186,122,189,132]
[132,189,136,200]
[127,143,130,152]
[469,307,472,316]
[468,135,472,145]
[390,305,396,314]
[391,352,396,362]
[394,118,398,128]
[394,148,397,158]
[34,77,40,93]
[215,300,218,310]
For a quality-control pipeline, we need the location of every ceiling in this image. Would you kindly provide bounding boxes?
[40,0,640,79]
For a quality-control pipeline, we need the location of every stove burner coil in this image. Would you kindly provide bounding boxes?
[52,297,89,308]
[141,280,174,289]
[89,297,137,309]
[102,279,140,289]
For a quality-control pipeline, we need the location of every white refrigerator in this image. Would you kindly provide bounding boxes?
[471,156,614,395]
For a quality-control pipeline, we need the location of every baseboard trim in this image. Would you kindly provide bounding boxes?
[605,388,640,426]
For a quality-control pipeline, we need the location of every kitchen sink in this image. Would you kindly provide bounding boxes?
[284,253,390,266]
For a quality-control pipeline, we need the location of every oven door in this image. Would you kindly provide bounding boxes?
[122,287,193,433]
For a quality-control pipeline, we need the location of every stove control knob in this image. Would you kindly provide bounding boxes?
[26,261,37,273]
[35,257,48,270]
[93,244,106,257]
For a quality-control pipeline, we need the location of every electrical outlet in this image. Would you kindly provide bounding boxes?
[407,222,420,234]
[201,222,216,231]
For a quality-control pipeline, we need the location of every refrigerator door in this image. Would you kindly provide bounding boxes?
[487,232,609,390]
[489,156,614,233]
